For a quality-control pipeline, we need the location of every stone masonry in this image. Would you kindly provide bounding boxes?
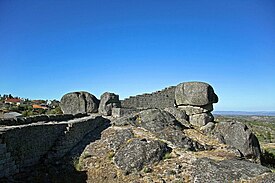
[121,86,176,110]
[0,114,109,178]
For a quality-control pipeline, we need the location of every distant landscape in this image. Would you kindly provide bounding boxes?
[214,111,275,116]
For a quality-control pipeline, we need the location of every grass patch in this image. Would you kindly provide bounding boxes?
[143,166,152,173]
[108,151,115,160]
[73,157,83,171]
[163,152,172,160]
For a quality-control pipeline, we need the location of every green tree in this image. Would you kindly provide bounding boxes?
[47,106,63,115]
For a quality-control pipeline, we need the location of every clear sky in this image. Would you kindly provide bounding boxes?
[0,0,274,111]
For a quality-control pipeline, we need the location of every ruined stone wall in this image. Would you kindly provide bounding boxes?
[121,86,176,109]
[0,114,108,178]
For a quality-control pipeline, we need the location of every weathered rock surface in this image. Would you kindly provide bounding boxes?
[249,173,275,183]
[191,158,271,183]
[178,104,213,116]
[113,109,208,151]
[175,82,218,106]
[157,128,208,151]
[200,121,216,134]
[113,109,184,131]
[60,91,99,114]
[114,139,171,173]
[189,112,214,127]
[136,109,184,132]
[164,107,190,127]
[112,108,140,118]
[76,109,274,183]
[98,92,121,116]
[213,121,261,162]
[106,128,134,151]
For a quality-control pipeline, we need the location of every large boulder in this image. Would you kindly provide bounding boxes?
[60,91,99,114]
[189,112,214,127]
[114,139,171,173]
[191,158,271,182]
[98,92,121,116]
[213,121,261,162]
[200,122,216,134]
[175,82,218,106]
[106,128,134,151]
[164,107,190,127]
[134,109,184,132]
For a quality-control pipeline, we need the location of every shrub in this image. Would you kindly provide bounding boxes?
[143,166,152,173]
[261,149,275,169]
[163,152,172,160]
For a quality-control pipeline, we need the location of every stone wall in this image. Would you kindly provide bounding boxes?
[0,113,88,126]
[45,116,109,161]
[121,86,176,109]
[0,114,108,178]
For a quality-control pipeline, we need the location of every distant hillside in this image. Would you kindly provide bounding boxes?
[213,111,275,116]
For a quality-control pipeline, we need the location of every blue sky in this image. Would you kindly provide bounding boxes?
[0,0,274,111]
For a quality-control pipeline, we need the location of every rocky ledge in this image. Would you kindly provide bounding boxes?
[57,81,274,182]
[73,108,274,183]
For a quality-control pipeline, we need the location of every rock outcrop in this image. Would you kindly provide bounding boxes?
[113,109,209,151]
[191,158,271,183]
[189,112,214,127]
[98,92,121,116]
[70,81,275,182]
[213,121,262,162]
[175,81,218,106]
[114,139,171,173]
[174,82,218,128]
[164,107,190,127]
[60,91,99,114]
[77,106,274,183]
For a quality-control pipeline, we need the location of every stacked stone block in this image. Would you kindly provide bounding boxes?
[175,82,218,127]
